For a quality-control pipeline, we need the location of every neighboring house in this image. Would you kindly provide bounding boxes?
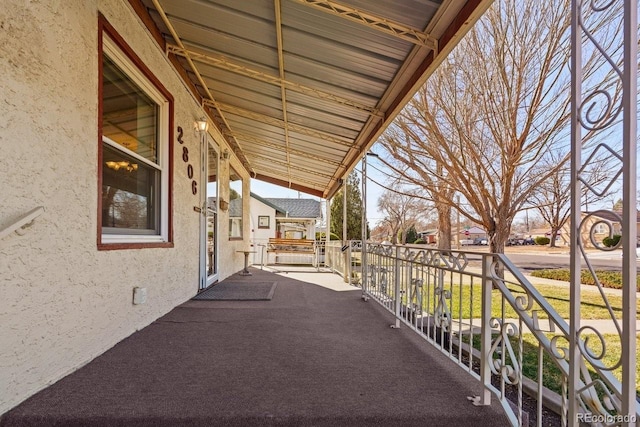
[458,225,487,241]
[561,211,640,248]
[527,227,567,245]
[417,229,438,244]
[249,193,322,264]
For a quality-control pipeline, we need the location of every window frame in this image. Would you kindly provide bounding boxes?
[258,215,270,229]
[97,15,174,250]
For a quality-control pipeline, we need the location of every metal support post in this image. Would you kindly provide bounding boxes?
[342,182,349,282]
[362,153,368,299]
[392,245,401,328]
[478,254,492,406]
[620,1,637,422]
[569,2,582,423]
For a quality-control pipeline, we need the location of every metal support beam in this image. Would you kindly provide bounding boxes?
[167,45,380,116]
[224,130,343,166]
[274,0,293,185]
[241,151,336,179]
[291,0,438,52]
[255,165,326,188]
[206,100,355,147]
[151,0,254,176]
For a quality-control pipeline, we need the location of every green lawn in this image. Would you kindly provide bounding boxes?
[530,269,640,292]
[464,334,640,398]
[415,278,638,320]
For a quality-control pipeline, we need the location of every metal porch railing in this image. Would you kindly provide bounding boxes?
[326,241,640,427]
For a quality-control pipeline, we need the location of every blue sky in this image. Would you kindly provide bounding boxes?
[250,161,387,227]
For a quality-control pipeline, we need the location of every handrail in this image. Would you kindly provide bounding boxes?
[0,206,45,240]
[339,242,640,427]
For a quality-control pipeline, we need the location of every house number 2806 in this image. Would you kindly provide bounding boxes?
[177,126,197,195]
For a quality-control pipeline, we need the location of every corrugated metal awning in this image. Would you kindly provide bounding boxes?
[130,0,492,198]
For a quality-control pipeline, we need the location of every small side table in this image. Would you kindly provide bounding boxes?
[237,250,257,276]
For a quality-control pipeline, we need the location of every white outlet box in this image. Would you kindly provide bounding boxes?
[132,287,147,305]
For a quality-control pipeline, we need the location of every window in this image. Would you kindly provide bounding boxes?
[258,216,270,229]
[98,19,173,248]
[229,166,243,239]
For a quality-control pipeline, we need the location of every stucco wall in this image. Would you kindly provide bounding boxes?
[0,0,247,414]
[250,197,277,265]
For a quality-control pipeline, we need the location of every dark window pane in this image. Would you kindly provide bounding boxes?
[102,144,159,233]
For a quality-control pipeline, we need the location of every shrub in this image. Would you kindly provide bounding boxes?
[413,238,427,244]
[603,234,621,247]
[316,231,341,240]
[530,269,640,291]
[534,236,550,245]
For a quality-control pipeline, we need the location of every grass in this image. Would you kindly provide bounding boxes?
[530,269,640,292]
[403,276,638,320]
[464,334,640,398]
[368,263,640,407]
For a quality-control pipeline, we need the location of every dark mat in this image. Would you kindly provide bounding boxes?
[192,281,277,301]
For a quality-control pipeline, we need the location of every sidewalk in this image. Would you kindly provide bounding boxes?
[451,318,639,336]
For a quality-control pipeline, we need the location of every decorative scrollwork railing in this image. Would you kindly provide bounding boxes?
[345,243,640,427]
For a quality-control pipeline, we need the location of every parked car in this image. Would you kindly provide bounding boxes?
[473,237,488,245]
[460,239,474,246]
[523,237,535,245]
[506,238,522,246]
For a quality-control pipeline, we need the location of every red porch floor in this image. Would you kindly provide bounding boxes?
[1,268,509,426]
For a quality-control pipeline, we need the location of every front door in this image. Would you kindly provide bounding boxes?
[199,137,219,289]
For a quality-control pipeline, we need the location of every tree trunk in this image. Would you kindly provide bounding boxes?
[549,228,559,247]
[436,202,452,250]
[489,218,509,254]
[391,227,399,244]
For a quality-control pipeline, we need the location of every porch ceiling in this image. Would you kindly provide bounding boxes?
[131,0,492,198]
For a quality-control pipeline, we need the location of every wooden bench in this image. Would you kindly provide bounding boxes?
[267,238,316,264]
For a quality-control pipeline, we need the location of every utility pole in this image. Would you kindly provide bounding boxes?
[456,194,460,249]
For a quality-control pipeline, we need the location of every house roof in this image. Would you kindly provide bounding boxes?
[250,192,286,214]
[251,192,322,218]
[267,198,322,219]
[229,198,243,217]
[131,0,492,199]
[460,226,486,234]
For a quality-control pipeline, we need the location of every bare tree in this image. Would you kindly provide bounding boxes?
[530,150,613,247]
[377,188,431,244]
[377,0,621,253]
[378,131,456,249]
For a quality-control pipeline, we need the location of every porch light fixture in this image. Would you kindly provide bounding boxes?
[220,149,230,160]
[195,117,209,133]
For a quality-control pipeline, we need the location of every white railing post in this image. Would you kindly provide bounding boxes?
[392,245,401,328]
[479,254,493,406]
[347,242,352,286]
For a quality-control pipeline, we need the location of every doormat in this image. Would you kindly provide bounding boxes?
[192,281,277,301]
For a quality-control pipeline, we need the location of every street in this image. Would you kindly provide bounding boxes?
[504,251,626,272]
[459,246,631,272]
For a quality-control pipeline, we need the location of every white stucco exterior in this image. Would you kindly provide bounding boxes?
[249,197,277,265]
[0,0,250,414]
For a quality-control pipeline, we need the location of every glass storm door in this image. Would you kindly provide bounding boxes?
[200,139,219,289]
